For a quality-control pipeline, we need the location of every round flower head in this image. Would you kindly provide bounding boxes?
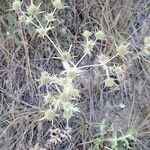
[38,71,50,85]
[95,30,105,40]
[27,2,41,16]
[12,0,22,10]
[84,40,95,56]
[52,0,64,9]
[82,30,92,38]
[44,93,54,103]
[44,109,56,120]
[97,54,109,65]
[58,92,70,106]
[105,78,115,87]
[45,13,55,22]
[61,51,71,62]
[116,43,128,56]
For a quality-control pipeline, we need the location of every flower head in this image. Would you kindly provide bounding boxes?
[44,93,55,103]
[84,40,95,56]
[116,43,128,56]
[97,54,109,65]
[38,71,50,85]
[52,0,64,9]
[45,13,55,22]
[82,30,92,38]
[12,0,22,10]
[144,36,150,48]
[105,78,115,87]
[18,15,26,23]
[61,51,71,62]
[95,30,105,40]
[27,2,41,15]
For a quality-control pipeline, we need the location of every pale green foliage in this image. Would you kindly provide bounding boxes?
[93,121,137,150]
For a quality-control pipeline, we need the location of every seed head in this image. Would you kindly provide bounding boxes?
[18,15,26,23]
[114,66,124,75]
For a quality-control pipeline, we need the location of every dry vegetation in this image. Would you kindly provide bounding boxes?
[0,0,150,150]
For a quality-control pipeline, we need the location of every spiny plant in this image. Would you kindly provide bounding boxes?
[10,0,150,147]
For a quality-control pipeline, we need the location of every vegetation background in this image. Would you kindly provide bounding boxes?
[0,0,150,150]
